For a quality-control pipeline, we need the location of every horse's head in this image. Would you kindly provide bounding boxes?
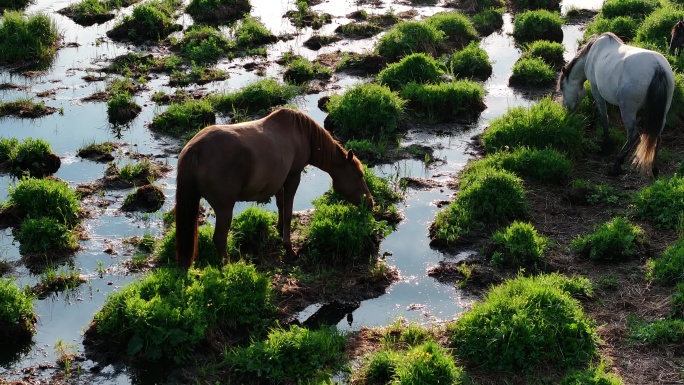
[559,66,586,111]
[670,18,684,56]
[331,150,374,208]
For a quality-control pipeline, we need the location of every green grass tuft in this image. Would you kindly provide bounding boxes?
[646,237,684,285]
[149,98,216,139]
[9,178,81,227]
[447,273,598,372]
[0,277,35,339]
[488,220,547,267]
[375,21,445,62]
[399,80,485,123]
[94,263,275,363]
[326,82,405,143]
[449,41,493,80]
[211,78,300,116]
[512,9,563,43]
[17,217,78,254]
[571,217,644,260]
[225,325,346,382]
[377,52,445,91]
[481,97,586,157]
[0,11,60,63]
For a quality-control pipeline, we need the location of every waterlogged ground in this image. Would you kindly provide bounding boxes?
[0,0,602,383]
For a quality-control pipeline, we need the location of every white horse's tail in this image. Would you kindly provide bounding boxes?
[633,66,669,177]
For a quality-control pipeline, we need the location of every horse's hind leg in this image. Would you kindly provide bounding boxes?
[610,109,640,175]
[213,205,234,264]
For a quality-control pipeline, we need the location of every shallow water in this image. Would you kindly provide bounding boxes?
[0,0,602,382]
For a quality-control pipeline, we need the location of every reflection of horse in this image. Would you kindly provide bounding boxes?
[558,32,674,177]
[175,108,374,268]
[670,18,684,56]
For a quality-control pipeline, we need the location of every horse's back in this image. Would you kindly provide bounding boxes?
[179,114,309,205]
[587,34,673,106]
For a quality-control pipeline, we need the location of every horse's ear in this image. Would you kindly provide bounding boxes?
[347,150,355,161]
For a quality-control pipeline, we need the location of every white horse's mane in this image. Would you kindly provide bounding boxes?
[557,32,624,90]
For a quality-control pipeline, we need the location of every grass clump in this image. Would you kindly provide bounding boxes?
[447,273,597,372]
[584,15,639,42]
[185,0,250,24]
[304,203,382,265]
[399,80,485,123]
[106,0,182,43]
[34,267,84,296]
[175,25,231,64]
[571,217,645,261]
[628,317,684,345]
[211,78,300,116]
[481,97,586,157]
[11,137,60,178]
[468,147,572,184]
[106,80,141,124]
[430,168,528,245]
[560,362,624,385]
[512,9,563,43]
[225,325,346,383]
[325,82,405,143]
[522,40,565,68]
[473,7,504,36]
[601,0,656,19]
[77,141,115,161]
[0,11,60,63]
[16,217,79,254]
[9,178,81,227]
[423,11,478,50]
[227,206,280,258]
[488,221,547,267]
[633,175,684,230]
[93,263,274,363]
[149,98,216,139]
[375,21,445,62]
[377,52,446,91]
[510,56,556,86]
[0,97,58,118]
[448,41,493,80]
[234,16,274,47]
[336,21,382,38]
[0,278,35,342]
[57,0,114,26]
[283,56,332,84]
[510,0,560,11]
[355,341,463,384]
[646,237,684,285]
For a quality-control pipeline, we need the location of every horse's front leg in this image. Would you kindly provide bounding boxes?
[278,174,301,259]
[213,204,234,264]
[590,85,611,150]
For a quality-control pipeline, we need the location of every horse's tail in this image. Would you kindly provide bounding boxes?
[633,66,669,177]
[175,147,200,269]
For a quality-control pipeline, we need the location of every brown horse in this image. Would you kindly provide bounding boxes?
[175,108,374,268]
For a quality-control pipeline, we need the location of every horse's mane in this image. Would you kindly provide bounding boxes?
[557,32,624,90]
[270,108,348,171]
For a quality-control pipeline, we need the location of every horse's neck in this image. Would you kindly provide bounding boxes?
[569,53,588,83]
[301,116,341,173]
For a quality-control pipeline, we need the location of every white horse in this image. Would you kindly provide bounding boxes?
[558,32,675,177]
